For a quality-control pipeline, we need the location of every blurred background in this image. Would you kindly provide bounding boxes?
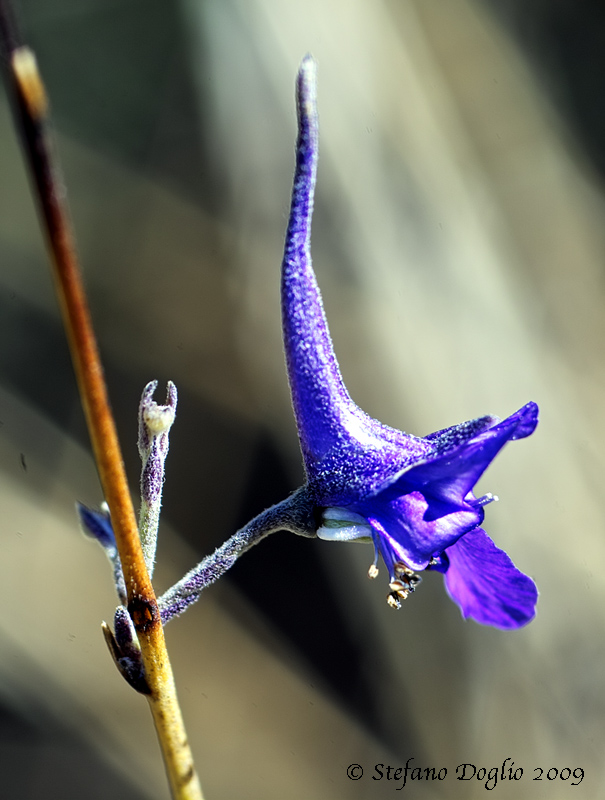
[0,0,604,797]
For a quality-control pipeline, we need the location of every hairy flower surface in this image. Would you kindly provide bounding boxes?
[282,56,538,629]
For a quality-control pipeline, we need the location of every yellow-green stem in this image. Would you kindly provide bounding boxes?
[0,15,203,800]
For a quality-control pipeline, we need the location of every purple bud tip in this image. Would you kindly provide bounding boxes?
[77,502,116,553]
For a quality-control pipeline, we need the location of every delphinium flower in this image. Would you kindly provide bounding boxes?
[157,56,538,631]
[280,56,538,628]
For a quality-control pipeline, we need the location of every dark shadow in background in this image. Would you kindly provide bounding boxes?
[20,0,228,213]
[0,698,149,800]
[483,0,605,184]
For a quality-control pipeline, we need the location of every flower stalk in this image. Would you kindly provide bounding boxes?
[158,487,316,623]
[0,7,202,798]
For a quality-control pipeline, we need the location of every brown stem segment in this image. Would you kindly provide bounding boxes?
[0,10,202,800]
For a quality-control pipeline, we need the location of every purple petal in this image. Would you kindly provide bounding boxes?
[443,528,537,629]
[423,414,499,451]
[77,502,116,554]
[357,491,483,570]
[77,502,127,604]
[396,402,538,507]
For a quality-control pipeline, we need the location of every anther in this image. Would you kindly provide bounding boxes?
[394,561,414,578]
[368,563,379,579]
[387,578,412,609]
[393,561,422,592]
[387,592,404,609]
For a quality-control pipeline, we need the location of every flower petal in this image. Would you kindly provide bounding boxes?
[358,491,483,570]
[77,502,116,556]
[392,402,539,508]
[443,528,537,629]
[423,413,500,451]
[77,502,127,604]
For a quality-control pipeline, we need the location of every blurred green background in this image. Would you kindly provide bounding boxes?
[1,0,604,797]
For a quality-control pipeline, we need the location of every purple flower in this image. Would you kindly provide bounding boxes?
[282,56,538,629]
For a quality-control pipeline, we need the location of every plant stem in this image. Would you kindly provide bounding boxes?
[0,8,203,799]
[159,487,316,623]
